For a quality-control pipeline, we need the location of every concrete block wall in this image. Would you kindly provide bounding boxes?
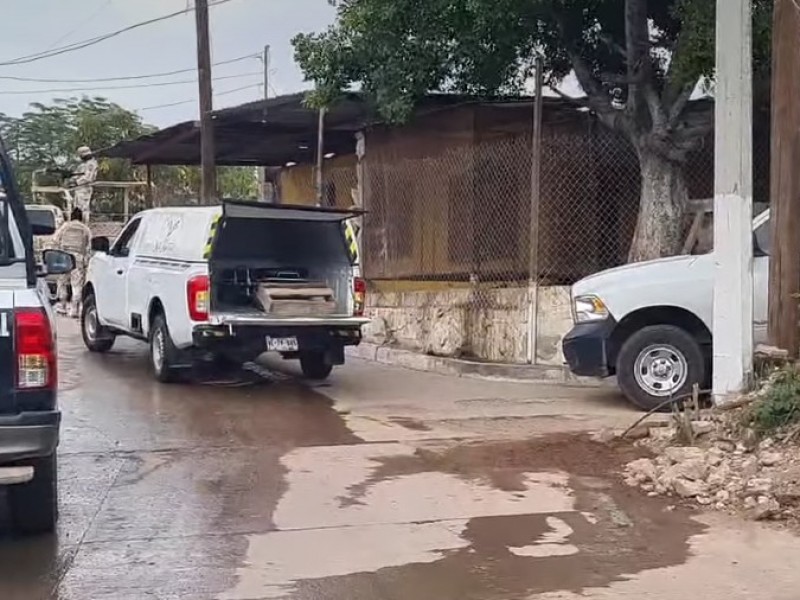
[363,285,572,366]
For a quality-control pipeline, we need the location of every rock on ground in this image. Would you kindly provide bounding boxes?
[622,412,800,524]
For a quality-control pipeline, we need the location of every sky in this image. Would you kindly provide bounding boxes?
[0,0,337,127]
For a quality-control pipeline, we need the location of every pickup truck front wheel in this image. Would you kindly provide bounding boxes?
[9,453,58,535]
[300,351,333,380]
[616,325,705,412]
[150,314,181,384]
[81,294,115,353]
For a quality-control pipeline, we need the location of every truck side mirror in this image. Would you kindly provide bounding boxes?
[91,236,110,253]
[43,249,75,276]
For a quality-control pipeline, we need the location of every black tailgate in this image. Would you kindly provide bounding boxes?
[0,304,15,413]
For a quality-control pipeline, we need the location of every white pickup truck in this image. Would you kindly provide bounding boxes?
[563,209,770,411]
[81,202,369,382]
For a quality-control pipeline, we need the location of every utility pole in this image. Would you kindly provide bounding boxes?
[713,0,754,403]
[768,0,800,357]
[527,57,544,365]
[195,0,217,204]
[260,45,270,201]
[263,44,271,113]
[315,108,326,205]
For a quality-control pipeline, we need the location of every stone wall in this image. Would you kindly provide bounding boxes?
[363,285,573,366]
[535,286,573,366]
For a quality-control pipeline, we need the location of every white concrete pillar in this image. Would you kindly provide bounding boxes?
[713,0,754,403]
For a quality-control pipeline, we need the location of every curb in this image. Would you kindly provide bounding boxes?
[347,343,615,387]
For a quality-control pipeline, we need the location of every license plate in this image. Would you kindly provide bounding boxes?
[266,336,299,352]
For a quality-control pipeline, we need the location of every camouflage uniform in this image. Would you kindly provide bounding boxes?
[73,147,98,223]
[53,219,91,317]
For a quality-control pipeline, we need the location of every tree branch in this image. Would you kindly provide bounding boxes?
[599,34,627,58]
[548,85,590,109]
[668,82,695,122]
[625,0,667,131]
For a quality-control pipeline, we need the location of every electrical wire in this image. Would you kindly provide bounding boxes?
[0,53,259,84]
[137,83,261,111]
[0,71,261,95]
[44,0,115,51]
[0,0,237,67]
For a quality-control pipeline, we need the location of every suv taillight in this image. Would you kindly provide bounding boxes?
[15,308,55,389]
[353,277,366,316]
[187,275,210,322]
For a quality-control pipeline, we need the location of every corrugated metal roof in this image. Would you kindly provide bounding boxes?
[98,92,586,167]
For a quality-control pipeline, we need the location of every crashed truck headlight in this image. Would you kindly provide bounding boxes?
[573,295,609,323]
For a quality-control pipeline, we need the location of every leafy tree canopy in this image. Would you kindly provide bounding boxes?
[294,0,772,142]
[0,96,258,211]
[294,0,773,261]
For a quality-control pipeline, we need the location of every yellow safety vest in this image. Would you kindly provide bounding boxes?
[344,220,359,264]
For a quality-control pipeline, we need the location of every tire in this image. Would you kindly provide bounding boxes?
[9,454,58,535]
[616,324,705,412]
[81,294,115,353]
[150,313,181,383]
[300,351,334,380]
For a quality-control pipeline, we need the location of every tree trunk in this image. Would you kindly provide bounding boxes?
[628,150,688,263]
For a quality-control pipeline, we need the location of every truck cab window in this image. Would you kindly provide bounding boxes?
[111,218,141,257]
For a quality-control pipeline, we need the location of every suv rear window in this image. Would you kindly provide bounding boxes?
[25,208,56,232]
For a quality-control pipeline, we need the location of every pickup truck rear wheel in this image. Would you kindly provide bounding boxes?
[616,325,705,412]
[150,314,181,383]
[300,351,333,380]
[81,294,115,353]
[9,453,58,535]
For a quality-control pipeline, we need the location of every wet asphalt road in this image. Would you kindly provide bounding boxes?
[2,320,800,600]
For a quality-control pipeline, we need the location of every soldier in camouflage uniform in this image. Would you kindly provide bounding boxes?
[72,146,98,223]
[53,208,91,318]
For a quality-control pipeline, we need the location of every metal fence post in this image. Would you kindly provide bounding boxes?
[527,58,544,364]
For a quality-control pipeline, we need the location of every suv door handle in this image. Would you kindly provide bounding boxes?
[116,269,124,275]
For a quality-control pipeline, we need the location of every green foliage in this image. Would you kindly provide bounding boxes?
[748,369,800,433]
[293,0,773,126]
[294,0,773,260]
[0,97,258,215]
[0,96,153,207]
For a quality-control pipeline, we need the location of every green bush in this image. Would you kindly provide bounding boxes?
[748,369,800,433]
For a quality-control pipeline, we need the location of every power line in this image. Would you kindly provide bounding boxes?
[137,83,261,112]
[0,71,261,95]
[0,53,259,84]
[0,0,236,67]
[45,0,115,51]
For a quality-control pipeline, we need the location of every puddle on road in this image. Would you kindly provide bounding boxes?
[3,331,369,600]
[223,435,705,600]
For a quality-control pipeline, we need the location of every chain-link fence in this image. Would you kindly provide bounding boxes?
[357,109,771,363]
[362,117,771,289]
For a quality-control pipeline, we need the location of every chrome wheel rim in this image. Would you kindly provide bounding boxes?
[633,344,688,397]
[84,306,98,342]
[152,329,165,372]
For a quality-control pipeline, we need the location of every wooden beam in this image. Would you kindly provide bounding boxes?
[768,0,800,356]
